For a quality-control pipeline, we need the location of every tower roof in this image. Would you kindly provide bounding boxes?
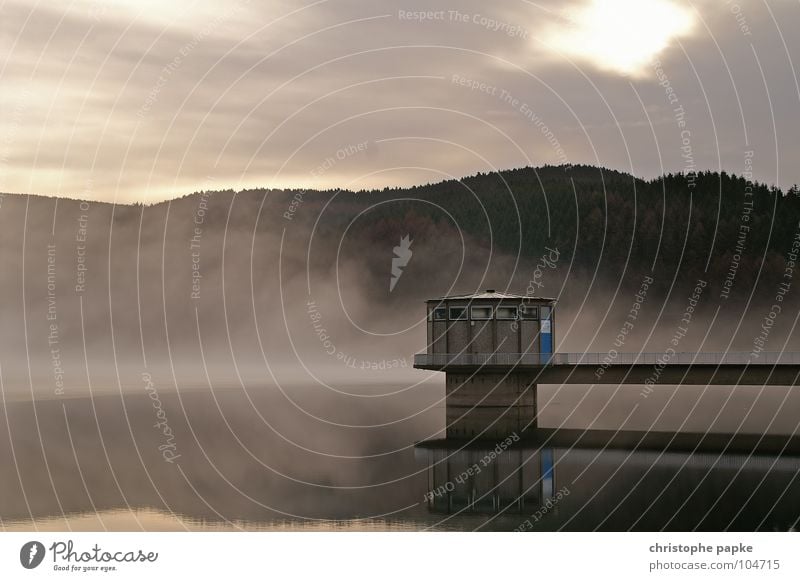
[427,289,557,302]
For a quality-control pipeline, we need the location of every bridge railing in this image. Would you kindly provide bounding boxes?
[414,353,554,367]
[413,352,800,368]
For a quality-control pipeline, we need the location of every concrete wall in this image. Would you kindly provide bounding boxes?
[448,320,470,352]
[521,320,540,353]
[470,319,493,353]
[432,321,447,354]
[496,320,518,353]
[445,373,538,438]
[424,299,554,357]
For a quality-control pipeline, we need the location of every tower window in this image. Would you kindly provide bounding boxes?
[432,308,447,321]
[449,306,467,320]
[471,306,493,320]
[496,306,518,320]
[520,306,538,319]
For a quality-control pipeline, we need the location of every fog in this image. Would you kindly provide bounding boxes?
[1,187,798,435]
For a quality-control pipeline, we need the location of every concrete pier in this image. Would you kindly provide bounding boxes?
[415,351,800,385]
[445,373,538,438]
[416,351,800,438]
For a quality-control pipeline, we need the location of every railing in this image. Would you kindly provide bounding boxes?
[414,352,800,368]
[414,353,555,367]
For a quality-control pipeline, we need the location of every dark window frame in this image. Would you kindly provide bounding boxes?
[431,307,447,321]
[449,306,468,320]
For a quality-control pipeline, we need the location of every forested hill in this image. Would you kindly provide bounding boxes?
[4,162,799,308]
[239,164,799,302]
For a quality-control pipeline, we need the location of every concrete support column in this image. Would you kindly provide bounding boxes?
[444,373,538,439]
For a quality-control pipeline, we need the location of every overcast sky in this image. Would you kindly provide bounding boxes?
[1,0,798,203]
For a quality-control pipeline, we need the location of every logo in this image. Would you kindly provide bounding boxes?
[389,234,413,292]
[20,541,45,569]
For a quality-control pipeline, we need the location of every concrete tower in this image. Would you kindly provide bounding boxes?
[415,290,556,438]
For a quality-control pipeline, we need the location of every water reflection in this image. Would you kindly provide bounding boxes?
[416,429,800,530]
[0,387,442,531]
[415,439,554,515]
[1,388,799,531]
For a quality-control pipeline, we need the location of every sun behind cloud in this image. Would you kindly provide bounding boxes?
[546,0,696,76]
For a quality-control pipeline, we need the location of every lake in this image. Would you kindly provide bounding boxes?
[1,385,798,531]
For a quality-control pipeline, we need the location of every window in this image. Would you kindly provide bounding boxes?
[449,306,467,320]
[496,306,518,320]
[540,306,552,320]
[432,308,447,321]
[520,305,538,320]
[471,306,493,320]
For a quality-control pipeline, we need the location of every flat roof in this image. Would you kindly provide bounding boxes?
[427,290,557,302]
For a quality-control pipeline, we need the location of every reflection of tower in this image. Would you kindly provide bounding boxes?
[416,429,800,530]
[414,290,556,438]
[415,440,557,515]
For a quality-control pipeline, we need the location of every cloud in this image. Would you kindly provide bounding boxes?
[543,0,696,77]
[0,0,798,202]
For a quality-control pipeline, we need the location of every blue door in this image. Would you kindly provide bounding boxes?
[540,306,552,363]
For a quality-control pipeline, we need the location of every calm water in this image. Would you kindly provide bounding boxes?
[1,386,798,531]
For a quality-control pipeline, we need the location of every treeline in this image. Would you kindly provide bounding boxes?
[101,163,800,303]
[295,164,800,302]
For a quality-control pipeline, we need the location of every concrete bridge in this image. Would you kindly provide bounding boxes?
[414,351,800,438]
[413,351,800,385]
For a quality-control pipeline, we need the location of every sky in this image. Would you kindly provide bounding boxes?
[0,0,798,203]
